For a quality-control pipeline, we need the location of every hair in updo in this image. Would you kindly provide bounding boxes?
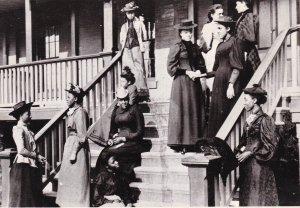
[207,4,223,22]
[121,66,136,85]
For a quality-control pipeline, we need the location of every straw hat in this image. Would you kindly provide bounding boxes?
[121,1,139,13]
[116,87,129,99]
[174,19,197,30]
[9,101,33,118]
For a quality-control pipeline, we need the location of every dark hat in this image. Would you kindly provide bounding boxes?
[215,16,236,25]
[65,83,85,97]
[174,19,197,30]
[9,101,33,118]
[243,84,267,95]
[121,1,139,12]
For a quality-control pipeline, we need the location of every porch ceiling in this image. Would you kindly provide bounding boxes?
[0,0,58,13]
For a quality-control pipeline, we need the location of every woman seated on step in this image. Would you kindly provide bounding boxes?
[92,154,133,207]
[95,87,150,182]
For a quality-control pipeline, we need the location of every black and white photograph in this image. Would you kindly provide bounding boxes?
[0,0,299,207]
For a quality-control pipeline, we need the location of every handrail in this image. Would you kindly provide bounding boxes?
[216,25,300,140]
[35,50,122,141]
[0,51,114,70]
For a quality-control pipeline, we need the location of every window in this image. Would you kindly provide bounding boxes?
[45,26,59,59]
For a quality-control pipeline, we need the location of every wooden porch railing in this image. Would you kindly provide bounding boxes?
[0,52,114,107]
[215,25,300,206]
[34,51,122,186]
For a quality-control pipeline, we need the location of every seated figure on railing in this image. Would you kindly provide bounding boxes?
[92,155,134,207]
[207,16,250,138]
[8,101,46,207]
[94,88,150,182]
[56,84,91,207]
[235,84,279,206]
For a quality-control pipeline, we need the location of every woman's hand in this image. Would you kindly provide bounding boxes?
[113,137,126,145]
[236,151,252,163]
[108,139,114,146]
[227,83,235,99]
[38,155,46,165]
[186,71,197,80]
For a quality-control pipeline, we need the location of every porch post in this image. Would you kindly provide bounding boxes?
[70,4,77,56]
[0,149,17,207]
[182,153,221,206]
[25,0,33,62]
[188,0,196,43]
[103,0,114,52]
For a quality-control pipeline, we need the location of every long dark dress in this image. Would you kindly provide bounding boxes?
[236,108,279,206]
[167,40,206,150]
[98,104,149,177]
[207,37,246,138]
[92,165,132,207]
[235,9,260,80]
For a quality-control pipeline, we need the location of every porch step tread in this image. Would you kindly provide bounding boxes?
[134,201,186,207]
[134,166,188,173]
[130,182,189,192]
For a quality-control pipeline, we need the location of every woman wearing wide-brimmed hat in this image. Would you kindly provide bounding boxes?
[207,16,250,138]
[167,19,207,153]
[120,1,149,100]
[56,83,91,207]
[235,84,279,206]
[8,101,46,207]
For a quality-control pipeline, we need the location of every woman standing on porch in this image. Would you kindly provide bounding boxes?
[120,1,149,100]
[207,16,246,138]
[234,0,260,88]
[235,84,279,206]
[167,20,206,153]
[8,101,46,207]
[56,84,90,207]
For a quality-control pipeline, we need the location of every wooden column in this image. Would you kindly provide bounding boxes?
[182,153,221,206]
[188,0,196,43]
[103,0,114,52]
[0,149,17,207]
[1,22,7,65]
[70,5,77,56]
[25,0,33,62]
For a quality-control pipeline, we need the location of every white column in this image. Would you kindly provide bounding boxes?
[103,0,113,52]
[25,0,32,62]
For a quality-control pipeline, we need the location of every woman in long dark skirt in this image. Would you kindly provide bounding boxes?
[96,88,150,180]
[235,84,279,206]
[8,101,46,207]
[207,16,248,138]
[167,19,207,153]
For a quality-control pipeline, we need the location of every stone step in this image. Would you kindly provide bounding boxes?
[140,152,189,168]
[133,200,186,207]
[145,137,167,152]
[134,166,188,185]
[130,182,189,205]
[143,113,157,125]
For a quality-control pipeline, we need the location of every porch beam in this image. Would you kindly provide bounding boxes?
[25,0,33,62]
[70,4,77,56]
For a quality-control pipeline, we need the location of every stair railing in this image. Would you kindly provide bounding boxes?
[0,52,115,107]
[34,50,123,188]
[214,25,300,206]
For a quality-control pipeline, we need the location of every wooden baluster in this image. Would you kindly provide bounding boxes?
[4,69,8,104]
[29,66,34,102]
[82,59,87,86]
[53,63,57,101]
[51,128,57,170]
[44,64,48,102]
[12,68,17,103]
[61,62,66,101]
[44,134,50,178]
[98,57,104,73]
[0,70,3,104]
[8,68,12,104]
[92,58,97,78]
[21,67,25,101]
[86,93,91,117]
[78,60,82,87]
[57,62,61,101]
[34,66,38,102]
[72,60,77,84]
[97,80,102,117]
[39,65,43,102]
[58,120,64,162]
[91,87,96,123]
[291,31,299,87]
[87,58,93,83]
[25,66,30,102]
[67,61,72,86]
[48,64,52,101]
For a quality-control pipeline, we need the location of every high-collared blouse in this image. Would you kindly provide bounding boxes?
[67,105,89,143]
[12,120,38,168]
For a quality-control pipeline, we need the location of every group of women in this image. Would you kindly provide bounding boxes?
[167,0,279,206]
[7,0,279,207]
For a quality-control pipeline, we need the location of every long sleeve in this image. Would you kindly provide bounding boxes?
[126,106,144,140]
[230,38,244,71]
[120,23,127,47]
[74,108,88,143]
[109,108,118,139]
[254,116,278,162]
[236,13,258,44]
[13,127,37,159]
[128,85,138,105]
[141,21,147,41]
[201,24,213,51]
[197,47,207,74]
[167,44,186,77]
[234,124,248,154]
